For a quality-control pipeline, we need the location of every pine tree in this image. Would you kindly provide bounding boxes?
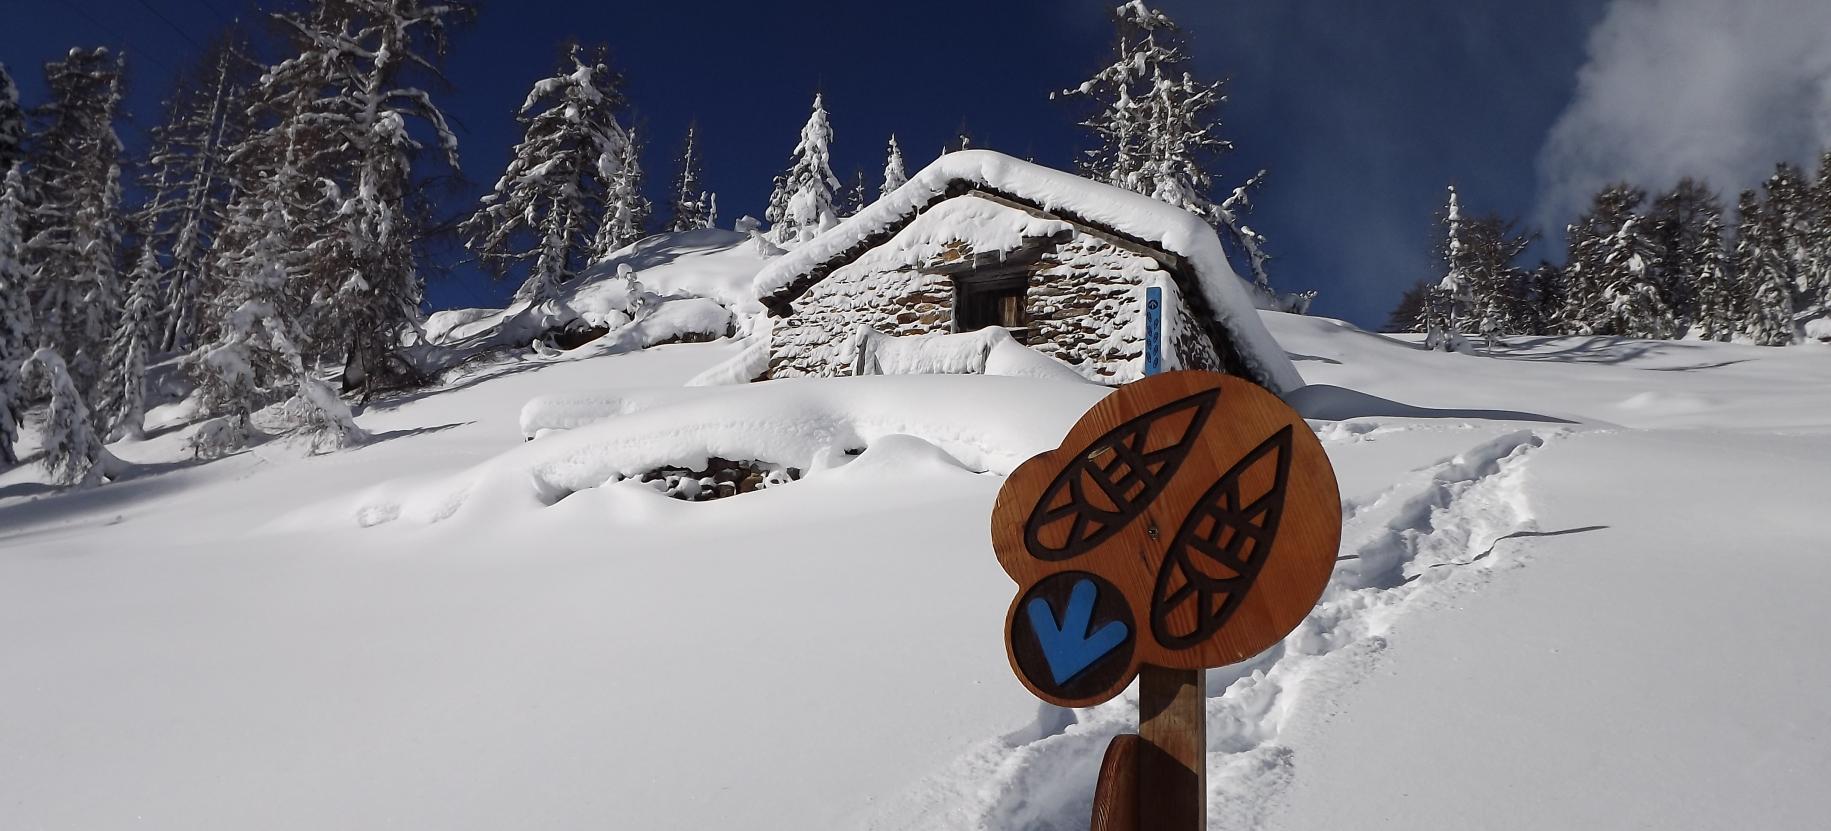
[1647,179,1720,329]
[1600,212,1675,339]
[665,121,714,232]
[594,123,650,257]
[24,346,120,487]
[1461,213,1534,344]
[1428,186,1475,351]
[22,48,126,393]
[1060,1,1274,295]
[839,168,869,217]
[0,168,30,465]
[1385,279,1430,334]
[1801,150,1831,314]
[139,33,255,352]
[1525,262,1567,336]
[95,245,157,441]
[1690,204,1736,342]
[186,204,368,455]
[463,44,630,303]
[0,63,24,177]
[880,135,907,197]
[1561,184,1644,335]
[239,0,474,395]
[1737,189,1796,346]
[769,93,839,244]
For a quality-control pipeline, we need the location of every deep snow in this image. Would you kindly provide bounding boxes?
[2,301,1828,829]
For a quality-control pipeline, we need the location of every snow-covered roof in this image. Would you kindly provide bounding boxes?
[751,150,1303,394]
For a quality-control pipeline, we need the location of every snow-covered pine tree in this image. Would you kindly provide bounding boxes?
[1801,150,1831,314]
[1561,184,1644,335]
[0,63,24,176]
[1737,189,1796,346]
[0,168,30,465]
[1429,185,1475,351]
[1525,262,1567,336]
[1384,279,1430,334]
[880,135,907,197]
[1461,212,1534,345]
[1600,212,1675,339]
[1689,203,1736,342]
[1647,179,1719,329]
[139,33,255,352]
[462,44,629,303]
[839,168,869,217]
[24,346,120,487]
[1060,1,1278,300]
[246,0,474,395]
[95,245,157,441]
[664,121,715,232]
[22,48,126,393]
[769,93,839,244]
[594,123,650,258]
[186,203,368,455]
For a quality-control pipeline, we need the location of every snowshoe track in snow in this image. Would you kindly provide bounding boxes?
[866,427,1553,831]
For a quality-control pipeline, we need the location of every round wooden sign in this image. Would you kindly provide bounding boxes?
[993,370,1341,708]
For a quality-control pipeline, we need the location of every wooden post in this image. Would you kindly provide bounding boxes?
[1137,666,1205,830]
[1135,284,1204,830]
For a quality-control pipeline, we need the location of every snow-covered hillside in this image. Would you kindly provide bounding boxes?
[2,290,1828,828]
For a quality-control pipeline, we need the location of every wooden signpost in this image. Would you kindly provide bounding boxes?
[990,369,1341,831]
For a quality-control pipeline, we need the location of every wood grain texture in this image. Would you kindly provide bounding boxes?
[1088,733,1141,831]
[993,370,1341,707]
[1138,667,1206,831]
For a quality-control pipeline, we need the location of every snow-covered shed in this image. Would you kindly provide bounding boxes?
[751,150,1303,393]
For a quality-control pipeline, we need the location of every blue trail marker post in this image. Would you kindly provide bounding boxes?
[1144,286,1163,377]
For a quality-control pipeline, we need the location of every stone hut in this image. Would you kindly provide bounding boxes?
[750,151,1302,393]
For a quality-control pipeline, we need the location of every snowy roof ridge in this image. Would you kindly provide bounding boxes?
[751,150,1303,394]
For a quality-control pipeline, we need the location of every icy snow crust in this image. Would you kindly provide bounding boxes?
[752,150,1305,393]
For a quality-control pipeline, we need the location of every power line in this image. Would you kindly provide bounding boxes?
[131,0,209,55]
[190,0,237,26]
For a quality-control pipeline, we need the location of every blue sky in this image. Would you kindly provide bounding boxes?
[6,0,1829,328]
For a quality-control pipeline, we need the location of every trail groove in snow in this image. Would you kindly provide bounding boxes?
[862,428,1553,831]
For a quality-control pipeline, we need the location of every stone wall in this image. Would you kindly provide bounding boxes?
[767,213,1228,384]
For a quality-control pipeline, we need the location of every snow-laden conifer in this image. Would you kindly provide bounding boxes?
[0,168,29,464]
[1689,205,1736,342]
[1737,190,1796,346]
[1060,2,1279,299]
[880,135,907,197]
[187,204,369,456]
[240,0,473,394]
[139,34,254,351]
[769,94,839,244]
[95,246,158,441]
[1600,212,1675,339]
[1561,185,1644,335]
[23,48,126,392]
[0,63,24,176]
[24,346,120,487]
[1428,186,1474,351]
[665,122,716,232]
[594,123,650,258]
[839,168,869,217]
[463,44,630,303]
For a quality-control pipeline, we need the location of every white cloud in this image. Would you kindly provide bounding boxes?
[1536,0,1831,227]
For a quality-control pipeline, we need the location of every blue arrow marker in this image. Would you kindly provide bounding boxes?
[1027,578,1130,685]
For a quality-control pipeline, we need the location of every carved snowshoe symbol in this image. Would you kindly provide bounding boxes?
[1024,389,1219,561]
[1150,425,1293,649]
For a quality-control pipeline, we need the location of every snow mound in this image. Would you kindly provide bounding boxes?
[751,150,1303,393]
[855,325,1089,383]
[825,433,972,479]
[587,297,733,352]
[578,228,772,313]
[342,375,1108,527]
